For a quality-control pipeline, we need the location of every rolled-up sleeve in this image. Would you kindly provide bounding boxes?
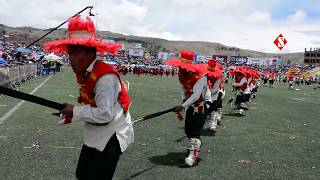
[72,74,120,124]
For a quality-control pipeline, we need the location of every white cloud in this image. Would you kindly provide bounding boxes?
[95,1,179,39]
[172,0,240,9]
[288,9,306,24]
[244,11,273,25]
[0,0,179,40]
[0,0,319,53]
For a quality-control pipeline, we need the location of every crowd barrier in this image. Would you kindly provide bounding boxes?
[0,64,38,88]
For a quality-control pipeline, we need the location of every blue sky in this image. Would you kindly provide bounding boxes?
[1,0,320,53]
[268,0,320,20]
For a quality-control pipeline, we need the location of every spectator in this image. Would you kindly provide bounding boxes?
[0,57,8,66]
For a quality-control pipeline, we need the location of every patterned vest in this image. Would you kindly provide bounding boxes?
[77,61,131,114]
[179,72,205,112]
[252,79,257,86]
[235,75,248,91]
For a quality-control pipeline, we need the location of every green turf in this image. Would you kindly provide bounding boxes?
[0,68,319,180]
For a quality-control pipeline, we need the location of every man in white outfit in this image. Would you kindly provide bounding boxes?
[44,15,134,180]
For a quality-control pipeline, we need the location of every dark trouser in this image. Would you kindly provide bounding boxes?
[244,94,251,102]
[204,92,223,116]
[203,101,218,120]
[76,134,122,180]
[217,92,223,109]
[263,79,268,85]
[185,107,206,139]
[269,79,274,85]
[252,87,258,93]
[235,95,245,109]
[205,101,218,114]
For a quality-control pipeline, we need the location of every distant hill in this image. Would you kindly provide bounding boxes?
[0,24,304,64]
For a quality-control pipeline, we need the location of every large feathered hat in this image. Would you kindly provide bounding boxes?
[43,15,120,55]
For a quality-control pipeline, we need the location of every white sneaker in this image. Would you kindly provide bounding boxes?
[185,138,201,166]
[203,120,210,129]
[240,103,248,110]
[239,109,244,115]
[209,125,217,131]
[208,112,218,131]
[217,108,222,124]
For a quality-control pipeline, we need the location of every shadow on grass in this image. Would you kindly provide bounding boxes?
[149,152,201,168]
[176,128,216,137]
[174,135,187,142]
[201,129,216,136]
[125,165,158,180]
[223,113,246,117]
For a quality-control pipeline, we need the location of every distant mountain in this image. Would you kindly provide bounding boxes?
[0,24,304,64]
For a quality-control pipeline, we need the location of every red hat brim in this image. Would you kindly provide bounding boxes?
[43,38,121,55]
[197,64,223,78]
[165,59,198,72]
[233,69,246,75]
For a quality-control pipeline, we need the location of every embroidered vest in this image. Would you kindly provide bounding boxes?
[235,75,248,91]
[179,72,205,108]
[77,61,131,113]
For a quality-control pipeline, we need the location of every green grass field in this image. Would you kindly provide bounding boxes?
[0,67,319,180]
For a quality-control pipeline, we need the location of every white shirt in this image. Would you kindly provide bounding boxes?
[72,60,134,152]
[247,77,253,90]
[205,86,212,102]
[182,76,208,108]
[210,78,222,101]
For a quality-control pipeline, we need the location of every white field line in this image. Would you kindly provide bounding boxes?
[291,97,313,103]
[54,146,81,149]
[23,146,80,149]
[0,76,52,124]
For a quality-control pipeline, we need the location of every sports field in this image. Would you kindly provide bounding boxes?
[0,67,319,180]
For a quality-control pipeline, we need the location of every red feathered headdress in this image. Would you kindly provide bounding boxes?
[232,66,246,76]
[195,59,223,79]
[165,50,198,72]
[206,59,223,78]
[43,15,121,55]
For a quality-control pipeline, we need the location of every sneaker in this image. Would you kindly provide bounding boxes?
[240,103,248,110]
[203,120,210,129]
[209,125,216,132]
[185,138,201,167]
[217,108,223,123]
[239,109,244,116]
[209,112,218,130]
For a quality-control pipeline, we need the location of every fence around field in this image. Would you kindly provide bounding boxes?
[0,64,38,88]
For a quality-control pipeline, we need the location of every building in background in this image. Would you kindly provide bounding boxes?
[304,48,320,64]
